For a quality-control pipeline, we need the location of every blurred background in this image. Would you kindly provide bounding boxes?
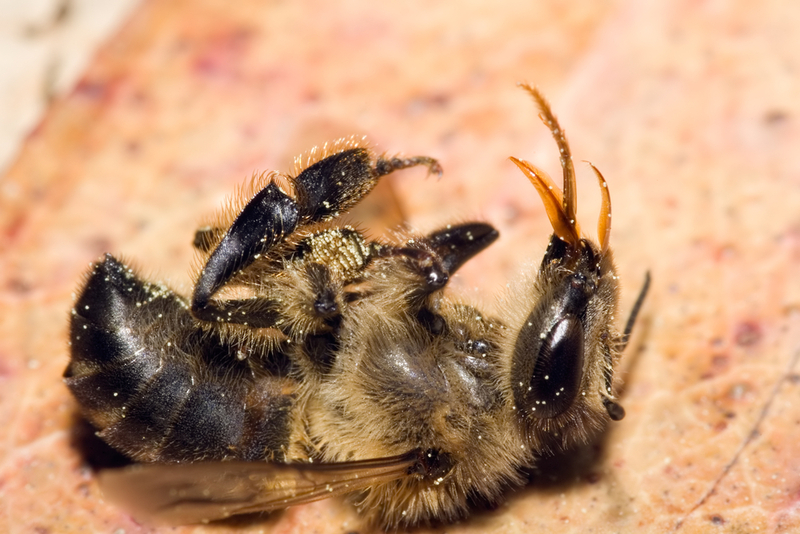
[2,1,800,533]
[0,0,137,173]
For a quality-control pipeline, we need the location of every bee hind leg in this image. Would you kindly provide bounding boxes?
[191,148,439,322]
[191,226,223,253]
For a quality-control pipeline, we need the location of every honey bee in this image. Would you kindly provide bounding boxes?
[65,85,649,529]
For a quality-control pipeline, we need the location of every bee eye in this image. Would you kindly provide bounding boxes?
[524,315,584,419]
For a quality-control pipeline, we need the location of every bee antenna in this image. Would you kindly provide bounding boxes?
[509,156,580,248]
[587,162,611,255]
[518,84,577,230]
[511,83,582,248]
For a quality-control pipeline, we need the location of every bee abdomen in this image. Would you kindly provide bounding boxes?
[66,254,178,428]
[66,254,296,462]
[97,355,196,461]
[98,361,295,463]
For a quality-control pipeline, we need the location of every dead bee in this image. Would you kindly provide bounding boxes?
[65,84,649,529]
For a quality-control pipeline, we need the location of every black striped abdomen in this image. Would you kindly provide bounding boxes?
[65,254,296,462]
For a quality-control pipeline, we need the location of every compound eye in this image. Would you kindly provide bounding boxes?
[526,315,584,419]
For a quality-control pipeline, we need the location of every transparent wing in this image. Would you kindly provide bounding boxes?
[98,450,422,525]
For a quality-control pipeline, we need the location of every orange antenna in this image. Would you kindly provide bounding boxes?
[510,157,580,247]
[588,163,611,255]
[519,84,577,231]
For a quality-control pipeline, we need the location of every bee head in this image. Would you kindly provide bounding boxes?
[509,85,622,449]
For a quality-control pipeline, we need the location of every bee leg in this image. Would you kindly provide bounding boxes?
[426,222,499,275]
[185,265,343,330]
[192,182,300,316]
[192,226,223,252]
[619,271,651,352]
[191,252,350,331]
[302,331,339,374]
[189,297,284,328]
[192,148,439,321]
[303,263,343,326]
[293,149,441,221]
[387,222,498,292]
[602,271,651,420]
[403,223,499,335]
[407,448,455,481]
[417,307,447,335]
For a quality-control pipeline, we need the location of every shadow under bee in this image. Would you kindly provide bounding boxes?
[68,414,131,471]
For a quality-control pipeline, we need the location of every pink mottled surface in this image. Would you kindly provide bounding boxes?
[2,0,800,532]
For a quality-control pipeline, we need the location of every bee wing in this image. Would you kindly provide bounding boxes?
[98,451,421,525]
